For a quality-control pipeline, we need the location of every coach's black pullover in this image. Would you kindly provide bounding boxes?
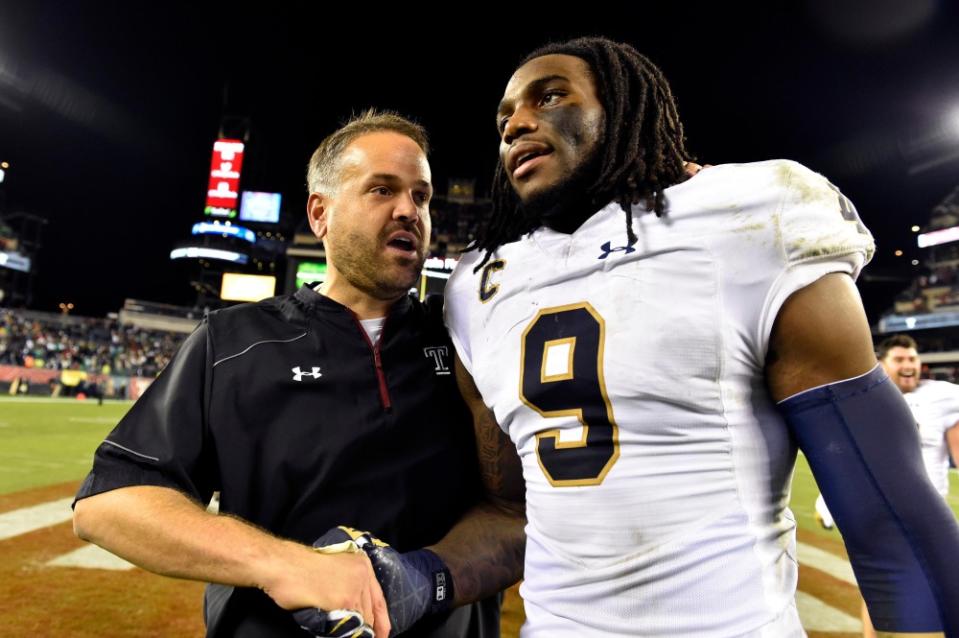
[76,286,498,637]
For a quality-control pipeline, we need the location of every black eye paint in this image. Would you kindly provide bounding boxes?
[519,103,606,234]
[541,103,603,154]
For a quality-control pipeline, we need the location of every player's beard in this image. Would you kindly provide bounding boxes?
[516,145,603,235]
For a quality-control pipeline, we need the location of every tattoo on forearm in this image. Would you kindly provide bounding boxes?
[476,411,506,494]
[475,410,524,503]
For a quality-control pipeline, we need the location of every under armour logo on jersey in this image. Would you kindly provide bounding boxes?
[291,366,323,381]
[598,241,636,260]
[423,346,451,376]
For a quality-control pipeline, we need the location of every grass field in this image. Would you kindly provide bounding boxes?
[1,396,957,636]
[0,398,132,494]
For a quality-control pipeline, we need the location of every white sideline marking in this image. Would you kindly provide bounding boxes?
[796,541,857,586]
[47,544,135,571]
[0,497,74,541]
[796,591,862,631]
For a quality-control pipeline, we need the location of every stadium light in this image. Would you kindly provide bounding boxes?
[170,247,248,264]
[894,249,904,256]
[191,221,256,243]
[0,161,8,169]
[918,226,959,248]
[911,225,921,232]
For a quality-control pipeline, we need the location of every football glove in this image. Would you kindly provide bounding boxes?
[301,526,454,638]
[293,608,374,638]
[291,528,375,638]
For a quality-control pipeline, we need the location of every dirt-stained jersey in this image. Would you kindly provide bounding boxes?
[905,379,959,496]
[445,160,875,637]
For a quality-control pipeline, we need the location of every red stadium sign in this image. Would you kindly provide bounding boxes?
[205,139,245,215]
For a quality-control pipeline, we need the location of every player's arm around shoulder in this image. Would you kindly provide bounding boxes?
[74,485,389,636]
[425,354,526,605]
[767,273,958,637]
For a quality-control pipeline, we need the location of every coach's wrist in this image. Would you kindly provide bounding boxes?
[252,537,294,588]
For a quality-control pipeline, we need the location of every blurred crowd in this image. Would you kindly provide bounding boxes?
[0,309,185,378]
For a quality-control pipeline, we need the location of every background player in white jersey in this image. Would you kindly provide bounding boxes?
[878,334,959,496]
[818,334,959,533]
[438,37,959,636]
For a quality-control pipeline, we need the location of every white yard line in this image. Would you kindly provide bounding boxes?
[0,496,135,570]
[0,497,74,541]
[796,591,862,632]
[47,544,135,571]
[796,541,857,586]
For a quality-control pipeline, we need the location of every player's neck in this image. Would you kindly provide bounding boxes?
[523,162,601,235]
[535,194,596,235]
[543,211,590,234]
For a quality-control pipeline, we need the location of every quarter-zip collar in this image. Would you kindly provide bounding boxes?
[294,284,411,411]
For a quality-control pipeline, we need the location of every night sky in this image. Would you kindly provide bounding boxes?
[2,1,959,323]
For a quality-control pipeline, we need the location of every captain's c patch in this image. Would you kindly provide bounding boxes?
[479,259,506,303]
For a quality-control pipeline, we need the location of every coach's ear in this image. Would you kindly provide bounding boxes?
[307,192,331,241]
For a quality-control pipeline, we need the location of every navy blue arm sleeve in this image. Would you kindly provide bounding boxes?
[74,322,217,505]
[778,365,959,635]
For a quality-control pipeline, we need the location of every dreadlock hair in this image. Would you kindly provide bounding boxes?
[472,36,691,270]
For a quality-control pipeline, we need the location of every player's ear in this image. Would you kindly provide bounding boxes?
[307,192,330,241]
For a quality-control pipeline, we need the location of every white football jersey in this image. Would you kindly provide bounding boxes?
[445,160,875,637]
[904,379,959,496]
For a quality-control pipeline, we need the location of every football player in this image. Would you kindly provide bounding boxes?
[306,39,959,638]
